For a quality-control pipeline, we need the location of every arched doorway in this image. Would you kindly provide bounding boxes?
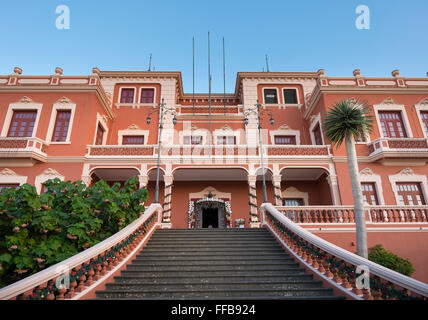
[195,198,227,228]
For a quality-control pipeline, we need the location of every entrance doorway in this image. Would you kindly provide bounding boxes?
[202,208,219,228]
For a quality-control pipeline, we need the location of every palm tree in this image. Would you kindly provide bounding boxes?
[323,98,373,258]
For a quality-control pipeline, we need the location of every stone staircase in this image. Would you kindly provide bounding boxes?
[96,228,344,300]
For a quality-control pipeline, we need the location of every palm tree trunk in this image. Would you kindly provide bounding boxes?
[345,134,368,258]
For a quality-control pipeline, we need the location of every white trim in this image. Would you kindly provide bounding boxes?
[388,168,428,205]
[0,168,27,186]
[117,86,137,104]
[281,186,309,205]
[45,98,76,144]
[359,168,385,205]
[213,126,240,145]
[118,127,149,145]
[179,127,208,145]
[1,98,43,138]
[93,113,109,145]
[34,168,65,194]
[309,113,324,145]
[414,99,428,138]
[138,86,156,104]
[373,101,413,138]
[262,87,280,105]
[270,125,301,145]
[281,87,300,105]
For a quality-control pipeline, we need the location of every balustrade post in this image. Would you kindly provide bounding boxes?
[272,175,282,206]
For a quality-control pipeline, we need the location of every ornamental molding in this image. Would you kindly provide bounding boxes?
[55,96,74,104]
[41,168,64,178]
[416,98,428,106]
[221,125,233,131]
[0,168,18,176]
[18,96,34,104]
[397,168,416,176]
[127,124,141,130]
[381,97,397,105]
[359,168,375,176]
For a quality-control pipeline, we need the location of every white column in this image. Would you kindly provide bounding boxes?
[327,175,341,205]
[248,175,260,228]
[138,175,148,189]
[162,175,173,227]
[272,174,282,206]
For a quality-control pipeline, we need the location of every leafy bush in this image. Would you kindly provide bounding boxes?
[0,177,147,288]
[368,244,415,277]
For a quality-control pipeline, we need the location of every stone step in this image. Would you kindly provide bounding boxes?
[96,287,336,299]
[140,249,285,256]
[114,273,314,284]
[105,280,324,291]
[124,265,302,273]
[145,243,282,249]
[131,258,295,265]
[156,228,267,232]
[149,236,274,242]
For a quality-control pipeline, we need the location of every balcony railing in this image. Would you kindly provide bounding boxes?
[87,144,332,158]
[275,205,428,224]
[0,137,48,162]
[367,138,428,161]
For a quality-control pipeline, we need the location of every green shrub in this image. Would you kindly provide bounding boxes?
[368,244,415,277]
[0,177,147,288]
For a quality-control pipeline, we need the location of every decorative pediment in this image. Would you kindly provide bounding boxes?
[360,168,375,176]
[417,98,428,106]
[277,124,292,131]
[55,96,74,104]
[127,124,141,130]
[190,125,198,131]
[381,97,397,105]
[41,168,64,178]
[18,96,34,104]
[397,168,415,176]
[0,168,18,176]
[221,125,233,131]
[189,186,231,200]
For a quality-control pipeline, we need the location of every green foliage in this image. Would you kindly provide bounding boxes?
[0,177,147,288]
[368,244,415,277]
[323,98,373,148]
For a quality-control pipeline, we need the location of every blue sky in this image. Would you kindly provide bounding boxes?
[0,0,427,93]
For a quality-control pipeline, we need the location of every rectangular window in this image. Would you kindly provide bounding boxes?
[282,198,304,206]
[183,136,202,145]
[283,89,298,104]
[95,123,105,145]
[274,135,296,145]
[140,89,155,104]
[312,123,323,145]
[7,110,37,137]
[420,111,428,137]
[217,136,236,145]
[263,89,278,104]
[361,182,379,205]
[52,110,71,142]
[120,88,135,104]
[396,182,425,205]
[122,135,144,145]
[0,184,19,191]
[378,111,407,138]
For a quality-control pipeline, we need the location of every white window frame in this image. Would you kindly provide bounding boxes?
[262,87,280,105]
[179,129,207,145]
[373,102,413,138]
[1,98,43,138]
[282,87,300,105]
[414,99,428,138]
[93,113,109,145]
[117,86,137,104]
[213,127,240,145]
[118,128,149,145]
[138,87,157,105]
[270,126,300,145]
[281,186,309,206]
[388,168,428,205]
[359,168,385,205]
[309,113,325,145]
[0,168,27,186]
[35,168,65,194]
[45,98,76,144]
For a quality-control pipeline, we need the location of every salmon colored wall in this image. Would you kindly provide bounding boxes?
[315,231,428,283]
[280,177,333,205]
[335,162,428,205]
[0,92,109,156]
[0,162,84,185]
[170,180,250,228]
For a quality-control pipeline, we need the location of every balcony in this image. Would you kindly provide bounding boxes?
[367,138,428,164]
[275,205,428,225]
[0,137,48,166]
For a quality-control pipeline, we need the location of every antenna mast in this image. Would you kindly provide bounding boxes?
[208,32,212,146]
[148,53,152,71]
[223,37,226,115]
[192,37,195,115]
[265,54,270,72]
